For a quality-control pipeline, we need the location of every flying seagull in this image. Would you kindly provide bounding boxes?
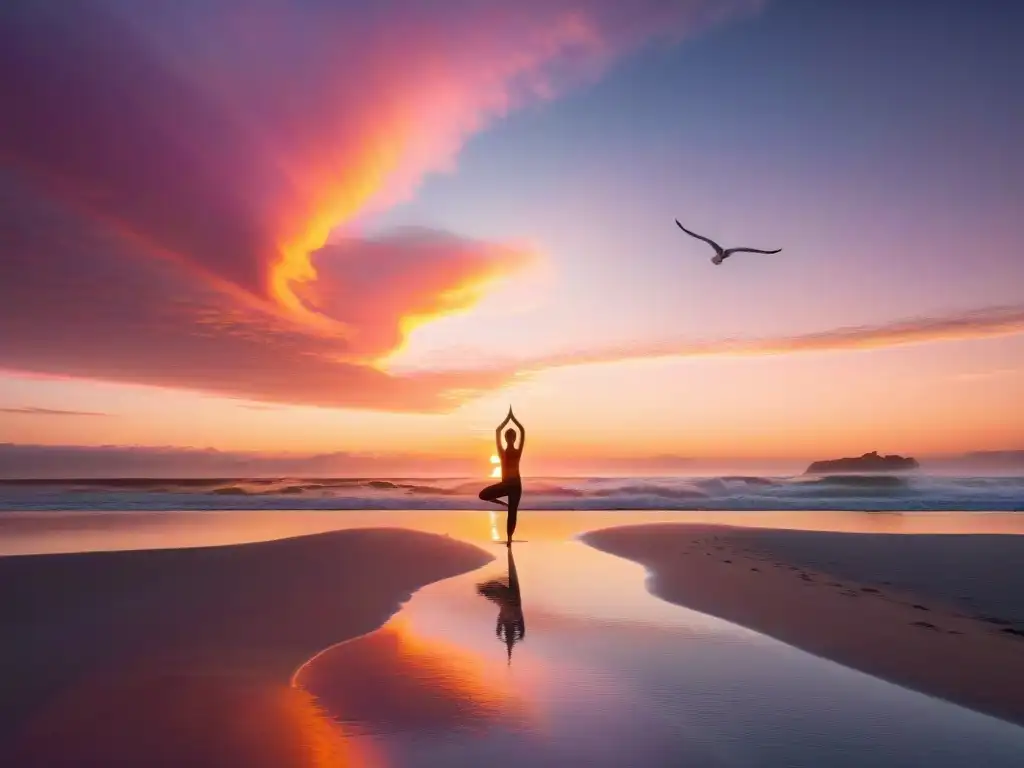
[675,219,781,265]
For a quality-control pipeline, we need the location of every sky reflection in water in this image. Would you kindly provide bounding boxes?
[295,527,1024,767]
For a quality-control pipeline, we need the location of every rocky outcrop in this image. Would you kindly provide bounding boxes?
[804,451,919,475]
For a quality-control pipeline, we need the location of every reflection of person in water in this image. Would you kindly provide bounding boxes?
[476,547,525,664]
[478,407,525,545]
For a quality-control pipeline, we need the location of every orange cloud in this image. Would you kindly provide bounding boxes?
[296,229,539,360]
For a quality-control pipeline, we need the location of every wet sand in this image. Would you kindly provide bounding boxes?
[0,528,491,766]
[584,524,1024,728]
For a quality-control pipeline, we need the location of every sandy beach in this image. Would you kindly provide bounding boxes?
[0,528,492,766]
[5,511,1024,765]
[584,523,1024,728]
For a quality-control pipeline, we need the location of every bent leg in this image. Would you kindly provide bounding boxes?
[479,481,509,507]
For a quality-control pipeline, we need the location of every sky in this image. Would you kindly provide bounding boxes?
[0,0,1022,476]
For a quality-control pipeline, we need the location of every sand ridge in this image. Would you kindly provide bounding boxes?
[583,523,1024,728]
[0,527,492,766]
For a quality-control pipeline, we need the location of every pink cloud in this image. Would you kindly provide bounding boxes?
[296,229,539,359]
[0,0,762,410]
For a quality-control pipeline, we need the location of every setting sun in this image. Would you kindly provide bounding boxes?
[490,454,501,478]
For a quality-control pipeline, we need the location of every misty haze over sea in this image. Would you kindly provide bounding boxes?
[1,445,1020,512]
[1,474,1022,513]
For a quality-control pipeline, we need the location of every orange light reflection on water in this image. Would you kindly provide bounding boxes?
[294,612,536,740]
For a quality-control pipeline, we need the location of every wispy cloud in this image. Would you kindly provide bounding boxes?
[512,304,1024,371]
[0,407,108,417]
[0,443,475,479]
[951,366,1024,383]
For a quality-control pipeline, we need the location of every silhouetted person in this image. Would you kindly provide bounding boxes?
[476,547,525,664]
[479,407,525,545]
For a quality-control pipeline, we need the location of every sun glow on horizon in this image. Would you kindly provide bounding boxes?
[490,453,501,478]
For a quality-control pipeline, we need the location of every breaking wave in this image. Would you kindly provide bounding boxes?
[0,474,1021,512]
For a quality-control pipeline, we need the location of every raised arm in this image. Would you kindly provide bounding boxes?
[495,408,513,455]
[509,409,525,451]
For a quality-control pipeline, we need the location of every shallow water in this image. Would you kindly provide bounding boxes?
[295,528,1024,767]
[4,507,1024,557]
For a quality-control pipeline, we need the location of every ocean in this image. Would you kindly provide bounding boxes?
[0,474,1021,512]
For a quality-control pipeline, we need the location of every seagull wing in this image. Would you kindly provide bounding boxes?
[675,220,722,252]
[723,246,782,256]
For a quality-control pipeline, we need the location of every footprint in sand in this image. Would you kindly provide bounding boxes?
[911,621,939,631]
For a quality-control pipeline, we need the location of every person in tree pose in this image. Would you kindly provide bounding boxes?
[479,407,525,545]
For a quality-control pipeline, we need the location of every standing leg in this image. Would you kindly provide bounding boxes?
[506,484,522,544]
